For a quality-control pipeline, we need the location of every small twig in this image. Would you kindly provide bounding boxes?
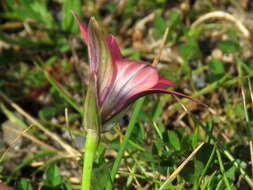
[191,11,250,38]
[22,129,62,153]
[247,77,253,178]
[159,142,205,190]
[216,147,233,190]
[152,27,169,67]
[135,13,155,31]
[0,124,33,162]
[250,141,253,179]
[0,103,63,155]
[65,108,70,128]
[0,91,81,158]
[241,87,249,122]
[248,77,253,104]
[0,124,62,162]
[65,108,74,145]
[181,102,253,188]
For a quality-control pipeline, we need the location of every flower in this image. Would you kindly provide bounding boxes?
[73,14,200,131]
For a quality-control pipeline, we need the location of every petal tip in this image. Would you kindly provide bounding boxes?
[72,12,88,43]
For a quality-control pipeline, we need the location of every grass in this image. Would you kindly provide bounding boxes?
[0,0,253,189]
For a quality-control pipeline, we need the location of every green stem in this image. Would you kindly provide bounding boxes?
[216,147,233,190]
[82,129,98,190]
[110,98,145,185]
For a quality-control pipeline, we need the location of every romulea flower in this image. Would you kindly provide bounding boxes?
[73,13,201,131]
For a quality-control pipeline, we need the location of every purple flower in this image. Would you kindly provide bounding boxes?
[73,14,200,131]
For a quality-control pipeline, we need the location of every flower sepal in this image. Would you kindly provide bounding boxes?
[83,73,100,132]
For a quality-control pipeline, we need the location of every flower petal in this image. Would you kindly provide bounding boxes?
[87,17,117,105]
[72,12,88,43]
[126,88,206,108]
[106,35,122,60]
[101,59,159,120]
[103,86,205,123]
[154,76,176,89]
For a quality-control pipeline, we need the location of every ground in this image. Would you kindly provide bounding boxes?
[0,0,253,189]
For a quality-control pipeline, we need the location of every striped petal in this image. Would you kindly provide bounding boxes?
[87,18,117,105]
[101,59,159,120]
[72,12,88,43]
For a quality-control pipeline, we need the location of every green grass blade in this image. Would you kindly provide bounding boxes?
[6,151,56,183]
[43,70,82,114]
[0,30,52,49]
[169,73,231,113]
[223,149,253,188]
[216,147,233,190]
[194,145,216,190]
[62,0,81,33]
[192,115,253,188]
[109,97,145,185]
[159,142,205,190]
[250,141,253,177]
[0,103,27,129]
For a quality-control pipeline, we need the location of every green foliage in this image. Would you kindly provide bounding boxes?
[17,179,33,190]
[218,40,240,53]
[167,131,181,151]
[168,11,186,42]
[62,0,81,33]
[208,59,225,75]
[44,165,64,187]
[106,2,117,14]
[42,164,72,189]
[153,14,167,39]
[121,0,138,20]
[1,0,253,189]
[179,38,201,60]
[207,59,225,81]
[3,0,55,27]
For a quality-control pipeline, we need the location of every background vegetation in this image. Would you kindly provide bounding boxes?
[0,0,253,189]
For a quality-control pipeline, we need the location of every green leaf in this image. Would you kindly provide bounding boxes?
[169,11,181,27]
[43,70,82,114]
[168,11,185,42]
[159,69,177,82]
[153,140,164,156]
[93,163,112,190]
[122,0,138,19]
[45,165,64,187]
[225,166,236,180]
[84,75,100,132]
[179,38,201,60]
[237,57,253,75]
[39,106,58,121]
[4,0,55,27]
[17,179,33,190]
[0,31,53,49]
[62,0,81,33]
[25,70,45,88]
[106,2,117,13]
[181,161,195,182]
[207,59,225,82]
[63,183,73,190]
[217,40,240,53]
[30,1,55,27]
[235,105,245,117]
[208,59,225,75]
[168,131,181,151]
[153,14,167,39]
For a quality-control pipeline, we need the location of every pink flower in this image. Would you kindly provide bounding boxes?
[73,14,200,130]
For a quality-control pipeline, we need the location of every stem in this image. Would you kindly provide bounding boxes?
[110,98,145,184]
[82,129,98,190]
